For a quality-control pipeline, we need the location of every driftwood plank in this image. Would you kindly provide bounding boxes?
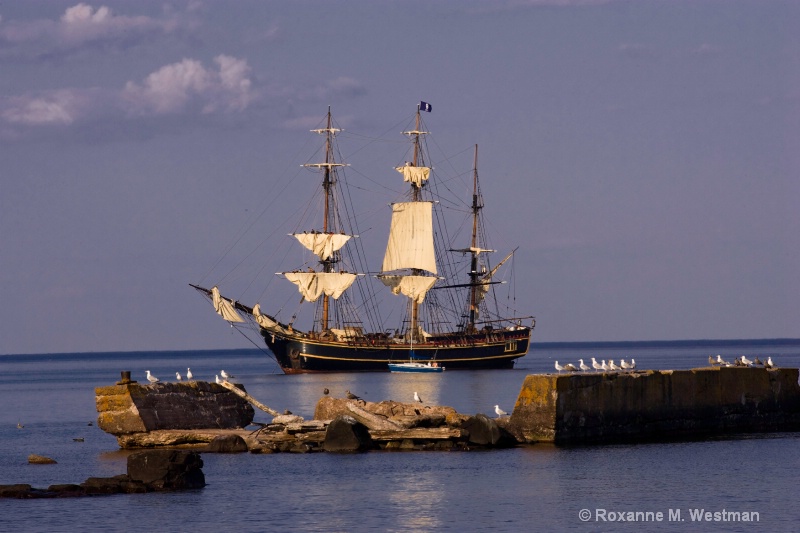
[218,380,280,416]
[369,427,464,441]
[345,402,403,430]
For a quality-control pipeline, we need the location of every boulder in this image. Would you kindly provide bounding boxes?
[206,434,248,453]
[127,450,205,490]
[323,415,372,453]
[460,414,516,447]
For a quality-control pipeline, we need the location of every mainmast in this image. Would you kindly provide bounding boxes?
[468,145,481,331]
[379,103,436,345]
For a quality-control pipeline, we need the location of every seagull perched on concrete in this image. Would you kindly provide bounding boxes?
[494,405,508,417]
[708,355,717,366]
[345,390,362,401]
[600,360,608,372]
[608,360,619,371]
[215,374,222,384]
[753,357,764,366]
[220,370,235,381]
[176,372,182,381]
[186,368,193,381]
[620,359,632,371]
[554,361,565,374]
[145,370,159,384]
[629,359,636,370]
[591,357,601,372]
[740,355,754,367]
[579,359,590,372]
[414,391,423,403]
[716,355,730,366]
[765,357,775,369]
[564,362,578,372]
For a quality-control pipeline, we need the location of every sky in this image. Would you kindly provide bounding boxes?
[1,0,798,355]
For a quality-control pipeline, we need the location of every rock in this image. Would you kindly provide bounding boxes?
[28,454,57,464]
[323,415,372,453]
[0,484,33,498]
[272,414,304,425]
[206,434,248,453]
[127,450,205,490]
[461,413,516,447]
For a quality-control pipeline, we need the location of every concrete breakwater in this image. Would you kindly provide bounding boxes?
[508,366,800,444]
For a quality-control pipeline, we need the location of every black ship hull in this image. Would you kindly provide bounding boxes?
[262,328,532,374]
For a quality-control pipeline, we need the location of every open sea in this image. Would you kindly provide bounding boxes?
[2,339,800,532]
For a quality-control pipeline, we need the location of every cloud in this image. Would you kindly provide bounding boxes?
[0,55,255,136]
[122,55,254,115]
[0,3,195,58]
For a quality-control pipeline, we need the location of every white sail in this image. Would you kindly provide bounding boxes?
[284,272,357,302]
[211,286,245,323]
[395,164,431,187]
[292,232,351,260]
[252,303,278,329]
[379,275,437,304]
[382,201,437,274]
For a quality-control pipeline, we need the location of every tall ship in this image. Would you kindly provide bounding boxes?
[193,103,534,373]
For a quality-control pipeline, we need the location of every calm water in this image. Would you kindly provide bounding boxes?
[2,340,799,532]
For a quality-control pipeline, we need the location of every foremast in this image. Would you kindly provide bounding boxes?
[283,107,358,335]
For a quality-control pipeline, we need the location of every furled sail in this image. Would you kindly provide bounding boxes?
[211,286,245,323]
[378,275,437,304]
[293,232,351,260]
[284,272,357,302]
[473,250,515,310]
[395,164,431,187]
[382,202,437,274]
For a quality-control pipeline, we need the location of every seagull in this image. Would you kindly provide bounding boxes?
[414,391,423,403]
[620,359,632,371]
[600,360,608,372]
[564,362,578,372]
[186,368,193,380]
[494,405,508,417]
[554,361,565,374]
[716,355,730,366]
[608,360,619,371]
[579,359,590,372]
[345,390,362,401]
[741,355,753,366]
[591,357,602,372]
[215,374,222,384]
[176,372,182,381]
[765,357,775,369]
[629,359,636,370]
[145,370,159,384]
[708,355,717,366]
[753,357,764,366]
[220,370,235,381]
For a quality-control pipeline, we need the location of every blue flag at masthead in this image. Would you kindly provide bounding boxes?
[419,101,432,112]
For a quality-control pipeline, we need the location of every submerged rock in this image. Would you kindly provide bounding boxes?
[28,454,57,465]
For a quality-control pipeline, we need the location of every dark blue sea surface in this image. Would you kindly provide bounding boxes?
[1,340,799,532]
